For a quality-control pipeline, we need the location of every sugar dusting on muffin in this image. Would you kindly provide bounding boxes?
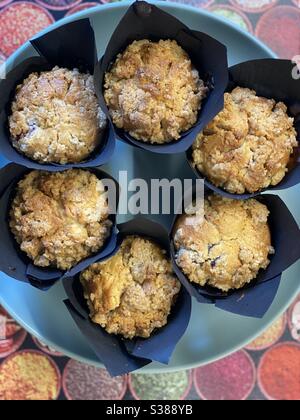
[192,87,297,194]
[80,236,181,339]
[173,195,274,292]
[104,39,207,144]
[9,169,112,270]
[9,66,106,164]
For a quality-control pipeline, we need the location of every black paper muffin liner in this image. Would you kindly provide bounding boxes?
[0,163,119,290]
[94,0,228,154]
[63,216,192,377]
[0,19,115,171]
[170,190,300,318]
[187,59,300,200]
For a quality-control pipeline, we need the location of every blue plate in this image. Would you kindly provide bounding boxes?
[0,1,299,373]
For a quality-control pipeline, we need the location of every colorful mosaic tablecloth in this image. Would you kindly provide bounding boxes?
[0,0,299,401]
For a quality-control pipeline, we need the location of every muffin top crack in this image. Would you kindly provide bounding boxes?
[173,195,274,292]
[9,169,112,270]
[9,67,106,164]
[104,39,207,144]
[192,87,297,194]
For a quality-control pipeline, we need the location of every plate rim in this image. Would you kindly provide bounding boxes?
[2,1,298,375]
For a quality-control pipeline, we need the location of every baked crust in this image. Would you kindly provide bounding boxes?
[104,39,207,144]
[9,169,112,270]
[9,67,106,164]
[80,236,181,339]
[192,87,297,194]
[173,195,274,292]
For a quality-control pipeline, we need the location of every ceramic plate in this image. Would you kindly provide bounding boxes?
[1,1,299,373]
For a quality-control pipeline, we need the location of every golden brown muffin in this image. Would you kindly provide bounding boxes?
[192,87,297,194]
[9,66,106,164]
[173,195,274,292]
[9,169,112,270]
[80,236,181,339]
[104,39,207,144]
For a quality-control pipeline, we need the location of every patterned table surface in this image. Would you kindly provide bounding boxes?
[0,0,300,401]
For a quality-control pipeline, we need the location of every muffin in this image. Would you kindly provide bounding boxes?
[192,87,297,194]
[9,66,107,164]
[9,169,112,270]
[104,39,207,144]
[173,195,274,292]
[80,236,181,339]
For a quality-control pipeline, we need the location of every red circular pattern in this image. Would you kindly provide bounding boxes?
[255,6,300,59]
[193,350,256,400]
[0,307,27,358]
[258,342,300,400]
[0,2,54,57]
[0,330,27,359]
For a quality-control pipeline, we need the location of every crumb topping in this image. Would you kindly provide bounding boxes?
[192,87,297,194]
[80,236,181,339]
[9,66,106,164]
[104,39,207,144]
[9,169,112,270]
[173,195,274,292]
